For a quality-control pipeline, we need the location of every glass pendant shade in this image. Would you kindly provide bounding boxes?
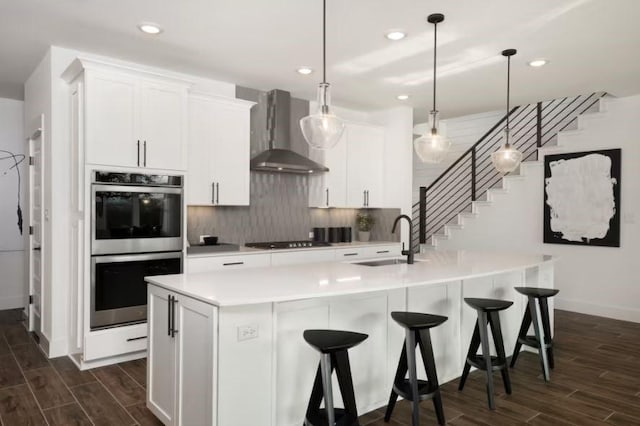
[414,111,451,163]
[491,130,523,174]
[300,83,345,150]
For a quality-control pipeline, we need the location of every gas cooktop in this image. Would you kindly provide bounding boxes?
[245,240,332,250]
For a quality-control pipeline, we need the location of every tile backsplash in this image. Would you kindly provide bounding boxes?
[187,172,400,245]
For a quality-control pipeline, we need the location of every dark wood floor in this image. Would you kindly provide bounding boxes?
[1,309,639,425]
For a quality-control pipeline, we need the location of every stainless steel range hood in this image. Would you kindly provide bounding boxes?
[250,89,329,174]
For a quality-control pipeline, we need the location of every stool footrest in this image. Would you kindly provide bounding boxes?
[518,335,553,349]
[467,355,507,371]
[392,379,439,402]
[305,408,358,426]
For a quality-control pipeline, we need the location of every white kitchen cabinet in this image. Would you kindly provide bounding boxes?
[187,252,271,273]
[139,82,187,170]
[187,94,254,206]
[63,58,189,171]
[346,123,385,208]
[147,284,217,426]
[84,71,138,167]
[308,130,348,208]
[308,121,385,208]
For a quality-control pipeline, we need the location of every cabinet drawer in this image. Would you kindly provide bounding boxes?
[187,253,271,273]
[334,248,368,260]
[84,323,148,361]
[335,244,401,260]
[271,250,335,266]
[360,244,402,258]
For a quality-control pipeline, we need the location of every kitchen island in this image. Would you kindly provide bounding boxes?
[145,250,555,426]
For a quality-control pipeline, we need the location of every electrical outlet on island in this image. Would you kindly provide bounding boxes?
[237,324,259,341]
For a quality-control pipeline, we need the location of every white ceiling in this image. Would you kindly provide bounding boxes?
[2,0,640,119]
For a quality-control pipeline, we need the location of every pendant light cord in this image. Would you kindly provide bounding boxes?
[506,54,511,145]
[432,20,437,114]
[322,0,326,85]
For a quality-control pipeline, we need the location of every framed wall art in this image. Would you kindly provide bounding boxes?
[543,148,621,247]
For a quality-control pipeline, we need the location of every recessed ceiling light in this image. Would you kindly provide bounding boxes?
[385,31,407,41]
[528,59,548,67]
[296,67,314,75]
[397,94,410,101]
[138,22,163,35]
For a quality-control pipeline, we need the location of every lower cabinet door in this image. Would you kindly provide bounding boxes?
[147,286,177,425]
[175,294,217,426]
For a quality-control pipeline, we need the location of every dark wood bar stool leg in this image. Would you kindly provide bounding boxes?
[458,320,481,391]
[510,307,531,367]
[528,297,550,381]
[384,346,407,422]
[539,297,554,369]
[305,365,326,425]
[418,329,445,425]
[334,350,359,424]
[489,312,511,394]
[477,310,496,410]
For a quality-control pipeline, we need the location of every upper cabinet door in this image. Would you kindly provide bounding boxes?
[308,130,347,208]
[346,123,385,208]
[187,97,215,205]
[139,82,187,171]
[85,72,138,167]
[186,95,252,206]
[211,101,251,206]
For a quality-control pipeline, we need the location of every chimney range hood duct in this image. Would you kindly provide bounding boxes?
[250,89,329,174]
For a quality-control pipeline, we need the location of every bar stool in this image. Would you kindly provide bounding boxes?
[459,298,513,410]
[384,312,447,426]
[510,286,559,381]
[303,329,368,426]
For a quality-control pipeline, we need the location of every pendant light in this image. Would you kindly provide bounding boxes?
[300,0,345,150]
[491,49,523,174]
[414,13,451,164]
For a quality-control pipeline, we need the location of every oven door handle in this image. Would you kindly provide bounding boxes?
[91,184,183,194]
[93,252,182,264]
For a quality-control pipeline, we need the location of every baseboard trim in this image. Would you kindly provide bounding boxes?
[555,297,640,323]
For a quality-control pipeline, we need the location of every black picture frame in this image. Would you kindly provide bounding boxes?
[543,148,621,247]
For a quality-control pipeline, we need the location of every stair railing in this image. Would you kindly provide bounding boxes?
[411,92,605,250]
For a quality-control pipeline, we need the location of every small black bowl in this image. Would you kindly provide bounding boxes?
[203,236,218,245]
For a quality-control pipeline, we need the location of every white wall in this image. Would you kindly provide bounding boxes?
[436,94,640,323]
[0,98,25,309]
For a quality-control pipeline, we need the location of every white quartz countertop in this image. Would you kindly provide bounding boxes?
[146,250,554,307]
[186,241,400,258]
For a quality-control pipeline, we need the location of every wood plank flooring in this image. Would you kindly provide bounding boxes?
[1,309,638,425]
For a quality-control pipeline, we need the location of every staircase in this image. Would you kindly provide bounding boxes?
[411,92,607,251]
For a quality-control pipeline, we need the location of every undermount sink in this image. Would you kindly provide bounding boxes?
[354,258,410,267]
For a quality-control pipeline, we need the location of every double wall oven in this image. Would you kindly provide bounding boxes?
[90,172,183,330]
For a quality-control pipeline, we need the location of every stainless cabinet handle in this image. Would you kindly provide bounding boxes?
[212,182,216,204]
[143,141,147,167]
[216,183,219,204]
[363,190,366,206]
[377,250,389,254]
[137,140,140,166]
[366,190,369,206]
[223,261,244,266]
[343,253,358,257]
[126,336,147,342]
[326,188,329,206]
